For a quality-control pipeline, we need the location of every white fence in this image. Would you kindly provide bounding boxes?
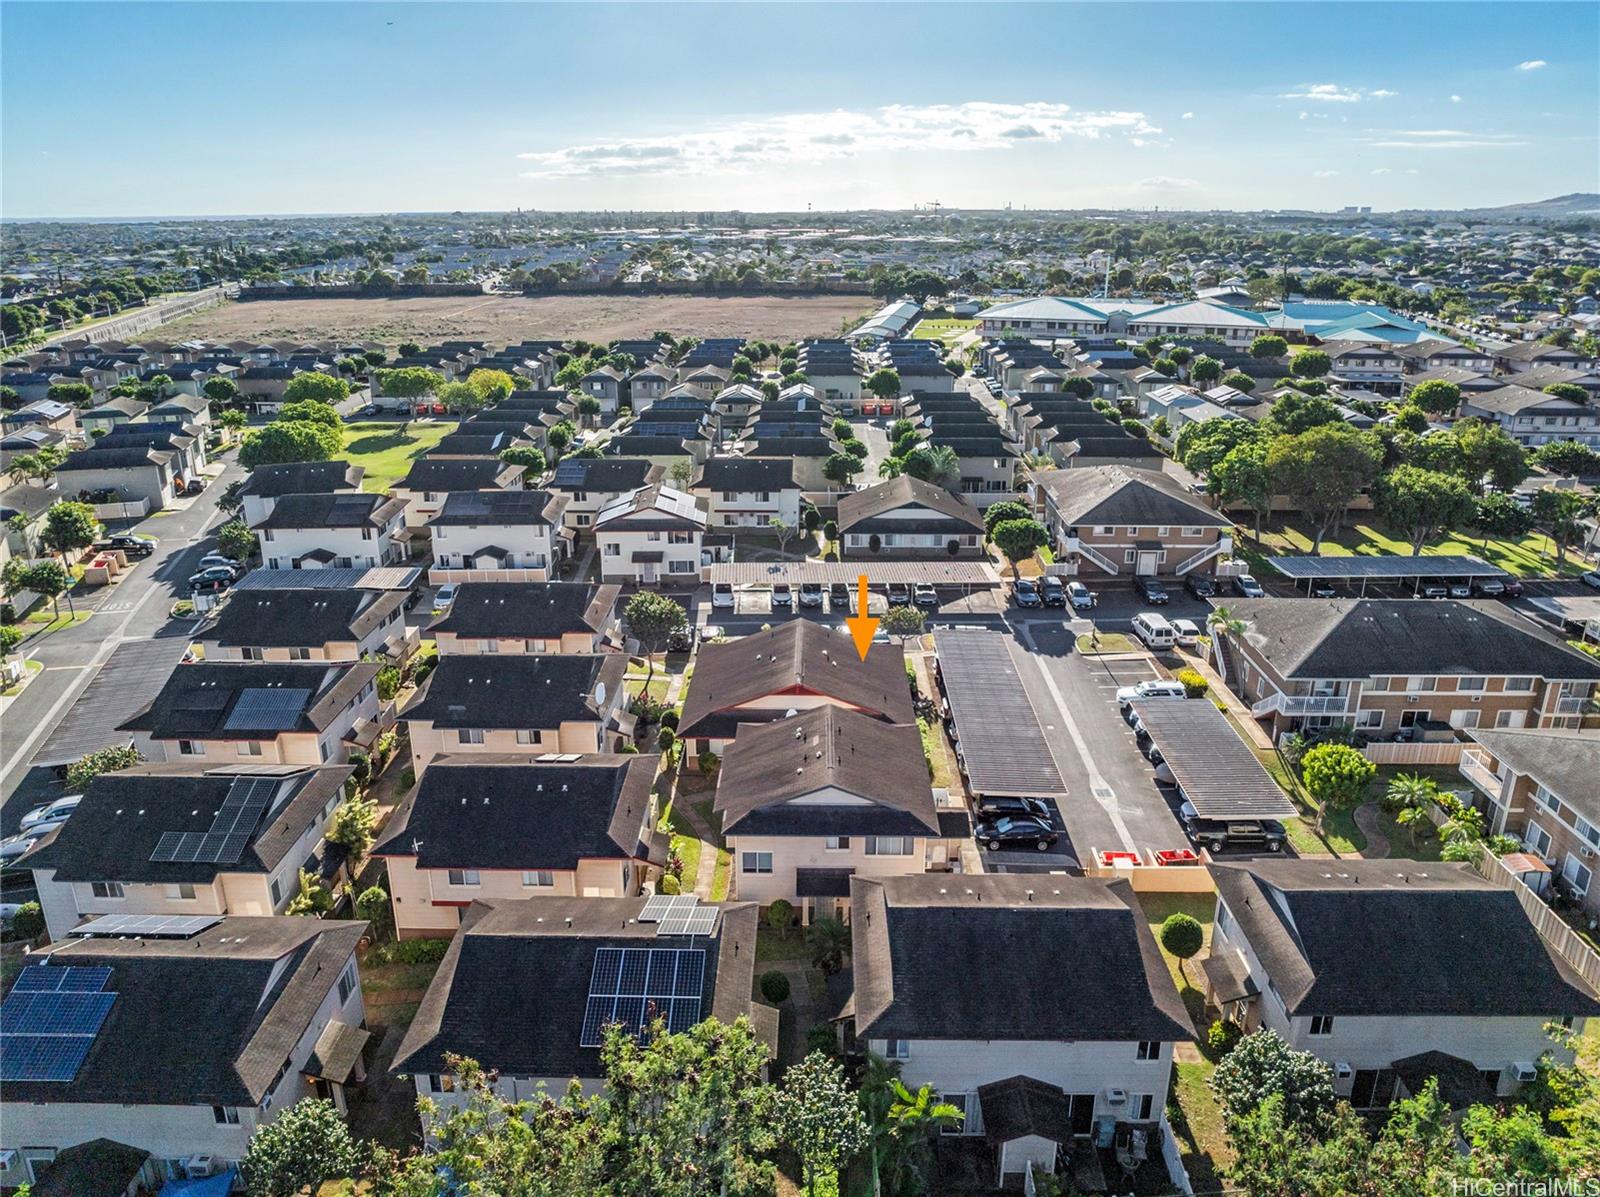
[1475,845,1600,994]
[90,499,151,520]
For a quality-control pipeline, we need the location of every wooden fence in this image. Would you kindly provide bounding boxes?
[1474,845,1600,994]
[1361,740,1465,767]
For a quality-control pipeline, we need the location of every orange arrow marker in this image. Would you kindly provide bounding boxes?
[845,574,879,661]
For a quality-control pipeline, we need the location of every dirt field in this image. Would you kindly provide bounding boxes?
[149,294,877,347]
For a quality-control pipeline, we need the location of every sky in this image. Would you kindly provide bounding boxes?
[2,2,1595,219]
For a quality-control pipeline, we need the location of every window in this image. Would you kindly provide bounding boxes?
[447,869,480,886]
[1563,854,1593,897]
[1408,676,1437,693]
[1124,549,1137,564]
[1308,1015,1335,1036]
[1505,676,1534,692]
[241,647,264,661]
[271,877,282,905]
[823,836,850,851]
[668,560,695,574]
[516,729,542,745]
[883,1039,910,1060]
[1136,1041,1161,1061]
[940,1093,968,1134]
[458,728,485,745]
[1131,1093,1155,1120]
[522,870,554,888]
[1183,526,1203,537]
[603,543,620,557]
[166,882,196,901]
[1093,525,1113,535]
[741,852,773,874]
[91,881,125,899]
[288,647,313,661]
[238,741,263,757]
[1156,526,1170,537]
[1457,676,1485,691]
[177,740,205,756]
[213,1105,240,1125]
[427,1074,455,1093]
[338,960,358,1003]
[865,837,914,855]
[483,638,499,653]
[1525,821,1553,857]
[1355,710,1384,730]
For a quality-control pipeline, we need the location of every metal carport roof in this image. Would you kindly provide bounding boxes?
[706,562,1000,585]
[1131,699,1297,821]
[933,629,1066,797]
[1268,554,1507,580]
[230,566,423,591]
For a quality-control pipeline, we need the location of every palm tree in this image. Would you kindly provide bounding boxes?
[859,1055,964,1197]
[921,444,961,492]
[1206,604,1248,639]
[878,457,903,480]
[1439,802,1485,847]
[1383,772,1438,852]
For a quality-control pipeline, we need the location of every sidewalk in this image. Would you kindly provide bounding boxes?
[1179,644,1275,752]
[675,796,720,898]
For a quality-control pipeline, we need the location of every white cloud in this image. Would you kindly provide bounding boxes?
[518,101,1160,179]
[1517,59,1548,71]
[1136,176,1199,191]
[1279,83,1396,103]
[1368,89,1398,98]
[1314,169,1341,178]
[1361,128,1526,149]
[1450,94,1463,103]
[1180,112,1195,120]
[1371,168,1393,175]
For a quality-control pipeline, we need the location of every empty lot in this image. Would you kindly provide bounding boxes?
[149,294,877,346]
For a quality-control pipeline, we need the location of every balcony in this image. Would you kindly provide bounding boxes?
[1251,691,1353,717]
[1555,695,1593,716]
[1458,748,1506,799]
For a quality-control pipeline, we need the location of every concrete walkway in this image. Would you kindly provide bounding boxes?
[675,797,720,898]
[1352,802,1391,859]
[1179,644,1276,752]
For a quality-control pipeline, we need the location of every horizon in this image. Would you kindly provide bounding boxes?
[3,1,1595,220]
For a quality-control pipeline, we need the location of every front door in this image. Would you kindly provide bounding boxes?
[1136,551,1160,576]
[1067,1093,1096,1136]
[641,565,658,585]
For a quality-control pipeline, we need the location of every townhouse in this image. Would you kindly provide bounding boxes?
[690,457,802,530]
[392,456,525,529]
[1459,385,1600,448]
[836,474,986,558]
[193,587,414,662]
[400,651,629,775]
[1322,341,1406,396]
[579,364,625,414]
[20,763,352,942]
[1495,341,1592,375]
[1203,860,1599,1108]
[237,460,364,527]
[118,660,382,765]
[847,875,1194,1188]
[391,897,768,1110]
[426,488,569,582]
[0,917,367,1188]
[1029,465,1232,578]
[677,620,915,757]
[548,456,664,533]
[429,581,621,655]
[1218,598,1600,739]
[593,483,707,585]
[254,491,406,570]
[1458,727,1600,916]
[54,445,177,514]
[627,362,674,410]
[371,755,662,938]
[715,705,968,923]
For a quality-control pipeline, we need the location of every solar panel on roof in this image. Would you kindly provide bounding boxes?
[0,965,117,1082]
[639,894,697,923]
[12,965,111,993]
[0,1035,98,1082]
[579,947,705,1046]
[224,687,312,732]
[148,775,276,865]
[70,913,222,939]
[659,906,720,938]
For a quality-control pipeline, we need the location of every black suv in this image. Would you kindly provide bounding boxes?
[1133,575,1170,604]
[1184,573,1215,599]
[1040,576,1067,607]
[94,535,154,559]
[1179,801,1286,853]
[976,796,1054,821]
[829,582,852,612]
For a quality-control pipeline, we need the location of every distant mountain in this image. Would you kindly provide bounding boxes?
[1467,193,1600,217]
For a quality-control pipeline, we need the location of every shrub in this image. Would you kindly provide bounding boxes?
[806,1022,841,1058]
[355,885,392,936]
[1208,1019,1242,1057]
[375,664,402,703]
[760,970,792,1003]
[347,750,371,787]
[620,742,639,754]
[697,748,720,776]
[659,873,682,895]
[10,901,43,942]
[400,766,416,791]
[659,709,680,731]
[364,936,449,967]
[1175,668,1209,699]
[766,898,795,931]
[1159,912,1205,968]
[657,726,677,755]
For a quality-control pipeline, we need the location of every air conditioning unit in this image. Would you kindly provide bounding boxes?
[1471,696,1482,703]
[1334,1062,1353,1080]
[1104,1088,1127,1106]
[185,1156,217,1178]
[1511,1062,1537,1084]
[1407,695,1420,703]
[1582,846,1595,860]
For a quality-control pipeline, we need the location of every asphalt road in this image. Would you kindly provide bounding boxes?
[0,460,245,829]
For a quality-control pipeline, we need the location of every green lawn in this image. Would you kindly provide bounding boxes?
[663,802,701,888]
[1249,520,1587,579]
[755,925,813,963]
[22,609,92,639]
[909,318,978,342]
[1170,1061,1233,1193]
[345,420,461,493]
[0,658,43,697]
[1076,631,1140,655]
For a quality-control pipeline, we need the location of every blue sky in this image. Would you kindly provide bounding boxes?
[3,2,1594,217]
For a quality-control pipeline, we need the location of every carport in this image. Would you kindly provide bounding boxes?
[1269,554,1508,598]
[706,561,1000,588]
[1525,595,1600,644]
[933,629,1067,798]
[1129,699,1297,822]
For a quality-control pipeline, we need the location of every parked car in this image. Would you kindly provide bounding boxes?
[799,582,824,608]
[1439,578,1472,599]
[1309,581,1338,598]
[184,479,206,496]
[93,534,154,558]
[1133,575,1170,605]
[829,582,851,612]
[976,796,1055,821]
[1116,678,1187,712]
[712,582,736,609]
[1179,800,1286,854]
[196,553,240,575]
[913,583,939,608]
[1499,578,1525,598]
[1184,573,1215,599]
[432,583,459,615]
[1013,578,1042,608]
[188,566,237,590]
[1470,578,1506,598]
[0,832,40,873]
[975,815,1058,852]
[1170,618,1202,646]
[360,403,380,416]
[1231,574,1265,598]
[1583,570,1600,592]
[667,626,694,653]
[1066,581,1096,611]
[771,583,793,609]
[1040,576,1067,608]
[1416,579,1448,599]
[20,794,82,834]
[887,582,911,607]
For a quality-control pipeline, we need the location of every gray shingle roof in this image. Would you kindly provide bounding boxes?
[240,460,364,498]
[402,653,626,729]
[428,489,566,527]
[1032,465,1228,527]
[1467,727,1600,824]
[251,491,404,530]
[428,581,620,640]
[693,457,797,493]
[202,588,405,649]
[398,456,519,492]
[118,661,380,739]
[837,475,985,534]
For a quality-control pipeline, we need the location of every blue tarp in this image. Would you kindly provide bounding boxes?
[158,1169,237,1197]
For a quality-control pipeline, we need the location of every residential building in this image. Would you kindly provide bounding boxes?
[979,296,1272,347]
[836,474,986,558]
[391,897,769,1111]
[715,706,968,922]
[426,489,570,582]
[1322,342,1406,396]
[678,620,914,756]
[847,875,1194,1187]
[548,457,664,533]
[20,764,353,942]
[691,457,802,530]
[371,755,662,938]
[1458,728,1600,917]
[0,917,367,1188]
[627,363,674,410]
[393,456,525,529]
[1203,860,1599,1107]
[118,660,382,765]
[1029,465,1232,578]
[1218,598,1600,738]
[593,484,707,585]
[429,581,621,655]
[1459,385,1600,448]
[580,364,625,414]
[254,492,406,570]
[401,652,629,775]
[54,445,177,514]
[1495,341,1591,375]
[193,588,414,662]
[237,461,364,526]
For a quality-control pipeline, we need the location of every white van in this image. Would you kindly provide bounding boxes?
[1131,612,1177,651]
